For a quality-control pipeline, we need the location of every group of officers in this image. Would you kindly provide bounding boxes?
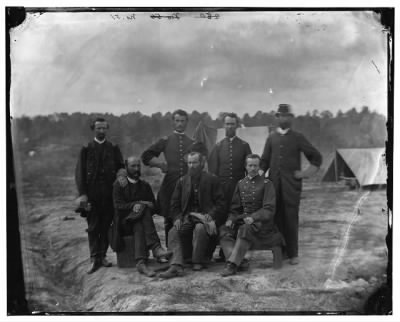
[75,104,322,278]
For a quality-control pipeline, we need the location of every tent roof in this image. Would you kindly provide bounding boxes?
[216,126,269,155]
[323,148,387,186]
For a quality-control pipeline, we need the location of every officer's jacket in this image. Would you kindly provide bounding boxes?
[228,175,276,223]
[208,136,252,181]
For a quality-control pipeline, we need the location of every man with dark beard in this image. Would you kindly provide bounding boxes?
[140,110,207,244]
[112,157,170,277]
[260,104,322,265]
[159,152,225,279]
[75,117,125,274]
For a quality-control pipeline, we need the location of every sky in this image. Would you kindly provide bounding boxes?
[10,10,389,118]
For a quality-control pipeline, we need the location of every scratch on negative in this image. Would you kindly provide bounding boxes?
[371,60,381,74]
[326,191,371,283]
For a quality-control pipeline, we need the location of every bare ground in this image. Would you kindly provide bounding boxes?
[17,176,388,313]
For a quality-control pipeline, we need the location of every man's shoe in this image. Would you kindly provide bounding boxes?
[136,260,156,277]
[159,265,184,279]
[152,246,172,263]
[238,258,250,272]
[192,263,203,271]
[289,257,299,265]
[101,258,112,267]
[221,262,237,277]
[87,259,101,274]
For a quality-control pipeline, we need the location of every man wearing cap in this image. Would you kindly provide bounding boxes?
[219,154,284,276]
[75,117,125,274]
[112,157,171,277]
[260,104,322,265]
[140,110,207,244]
[159,152,225,278]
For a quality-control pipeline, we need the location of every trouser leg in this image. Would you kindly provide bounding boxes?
[132,220,147,261]
[99,208,113,259]
[228,224,252,266]
[86,209,100,261]
[283,203,299,258]
[219,225,237,260]
[164,217,173,247]
[141,209,161,250]
[192,223,210,264]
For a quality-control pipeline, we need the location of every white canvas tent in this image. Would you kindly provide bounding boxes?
[322,148,387,186]
[216,126,269,156]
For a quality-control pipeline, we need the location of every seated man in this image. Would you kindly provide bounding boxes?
[219,154,285,276]
[112,156,170,277]
[159,152,225,279]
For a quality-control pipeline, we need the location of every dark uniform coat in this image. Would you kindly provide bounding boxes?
[75,140,124,259]
[260,129,322,257]
[208,136,252,223]
[227,175,284,248]
[170,171,225,225]
[141,133,207,237]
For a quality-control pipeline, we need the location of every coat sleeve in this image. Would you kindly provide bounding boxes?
[208,176,225,220]
[113,144,125,171]
[207,144,219,175]
[245,142,252,156]
[250,180,276,222]
[260,136,272,172]
[113,181,135,211]
[298,133,323,167]
[170,178,184,221]
[141,137,167,165]
[227,183,243,222]
[75,146,87,196]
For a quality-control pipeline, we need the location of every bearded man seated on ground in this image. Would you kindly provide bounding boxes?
[112,156,171,277]
[159,152,225,279]
[219,154,285,276]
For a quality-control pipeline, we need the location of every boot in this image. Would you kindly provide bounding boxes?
[221,262,237,277]
[152,245,172,263]
[289,256,299,265]
[238,258,250,272]
[159,264,184,279]
[87,258,101,274]
[136,260,156,277]
[192,263,203,271]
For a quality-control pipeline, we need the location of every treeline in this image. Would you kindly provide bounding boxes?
[12,106,387,160]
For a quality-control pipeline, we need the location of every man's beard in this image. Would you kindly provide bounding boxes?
[225,129,235,138]
[188,166,202,177]
[128,170,141,180]
[279,121,291,130]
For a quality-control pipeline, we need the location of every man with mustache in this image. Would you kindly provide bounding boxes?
[75,117,124,274]
[140,110,207,244]
[159,152,225,279]
[219,154,284,276]
[112,157,170,277]
[260,104,322,265]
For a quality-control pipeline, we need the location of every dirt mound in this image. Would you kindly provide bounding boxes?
[18,178,389,313]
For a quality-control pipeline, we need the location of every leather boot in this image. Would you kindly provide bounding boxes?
[159,264,184,279]
[221,262,237,277]
[238,258,250,272]
[87,258,101,274]
[136,260,156,277]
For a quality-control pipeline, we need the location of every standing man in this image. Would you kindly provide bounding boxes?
[141,110,207,244]
[112,157,171,277]
[208,113,252,226]
[219,154,284,276]
[75,117,125,274]
[159,152,225,279]
[260,104,322,265]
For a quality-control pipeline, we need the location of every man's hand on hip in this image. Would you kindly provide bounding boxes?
[243,217,254,225]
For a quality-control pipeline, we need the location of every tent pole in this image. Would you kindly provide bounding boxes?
[334,152,338,182]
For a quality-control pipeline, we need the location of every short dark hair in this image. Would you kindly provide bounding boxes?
[223,112,240,125]
[245,153,261,165]
[90,117,109,130]
[172,109,189,121]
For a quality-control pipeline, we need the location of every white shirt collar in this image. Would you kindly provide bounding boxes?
[127,176,138,184]
[94,137,106,144]
[227,136,237,142]
[276,127,291,135]
[173,130,185,135]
